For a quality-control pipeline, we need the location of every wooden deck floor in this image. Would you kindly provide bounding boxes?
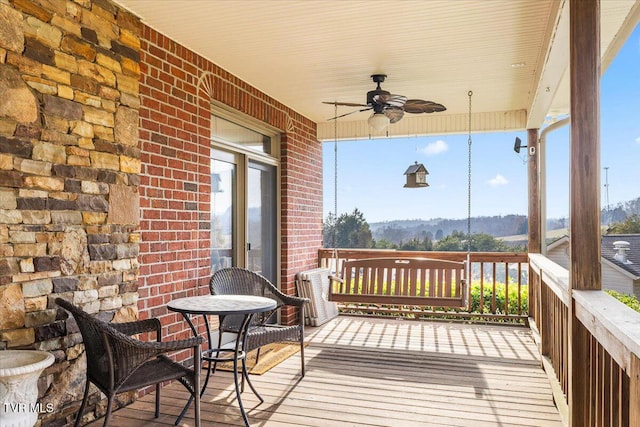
[88,316,562,427]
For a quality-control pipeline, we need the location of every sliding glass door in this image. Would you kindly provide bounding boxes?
[210,115,279,284]
[210,152,237,272]
[247,161,277,283]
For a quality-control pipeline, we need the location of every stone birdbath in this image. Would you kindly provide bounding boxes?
[0,350,54,427]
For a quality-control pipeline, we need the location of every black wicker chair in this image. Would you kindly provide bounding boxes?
[56,298,202,427]
[209,268,309,377]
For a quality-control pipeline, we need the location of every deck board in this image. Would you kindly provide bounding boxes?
[85,316,562,427]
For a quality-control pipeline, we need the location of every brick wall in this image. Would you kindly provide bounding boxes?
[281,131,324,323]
[136,26,210,344]
[138,25,323,333]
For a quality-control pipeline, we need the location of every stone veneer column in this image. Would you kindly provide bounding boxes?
[0,0,141,424]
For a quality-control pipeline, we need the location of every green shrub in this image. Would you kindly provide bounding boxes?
[470,282,528,315]
[604,289,640,313]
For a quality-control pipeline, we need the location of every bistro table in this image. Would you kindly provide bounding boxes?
[168,294,277,427]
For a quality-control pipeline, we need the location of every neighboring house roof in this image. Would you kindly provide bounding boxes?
[545,234,640,280]
[547,235,569,252]
[601,234,640,279]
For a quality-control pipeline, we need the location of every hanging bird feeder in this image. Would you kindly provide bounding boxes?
[403,161,429,188]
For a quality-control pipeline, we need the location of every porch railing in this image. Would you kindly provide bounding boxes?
[318,249,529,322]
[529,253,640,426]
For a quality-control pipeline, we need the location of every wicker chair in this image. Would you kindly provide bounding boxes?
[209,268,309,377]
[55,298,202,427]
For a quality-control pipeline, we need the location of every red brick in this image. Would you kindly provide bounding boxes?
[137,25,321,332]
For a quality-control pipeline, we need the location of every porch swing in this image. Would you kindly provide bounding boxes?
[328,91,475,310]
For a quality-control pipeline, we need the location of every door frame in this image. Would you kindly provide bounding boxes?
[209,105,282,286]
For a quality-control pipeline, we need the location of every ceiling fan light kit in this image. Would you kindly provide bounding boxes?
[368,112,390,132]
[324,74,446,132]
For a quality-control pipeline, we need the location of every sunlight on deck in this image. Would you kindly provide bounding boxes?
[310,317,539,361]
[88,316,562,427]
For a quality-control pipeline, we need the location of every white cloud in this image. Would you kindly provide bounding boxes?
[488,174,509,187]
[419,140,448,156]
[635,136,640,144]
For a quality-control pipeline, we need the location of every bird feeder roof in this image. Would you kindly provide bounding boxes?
[404,163,429,175]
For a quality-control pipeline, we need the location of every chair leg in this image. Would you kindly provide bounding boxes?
[155,383,160,418]
[194,348,202,427]
[212,329,224,374]
[240,358,246,393]
[300,339,305,377]
[74,379,91,427]
[103,395,115,427]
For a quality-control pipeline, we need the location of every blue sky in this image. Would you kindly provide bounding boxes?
[323,24,640,224]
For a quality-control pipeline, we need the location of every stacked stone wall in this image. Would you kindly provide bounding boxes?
[0,0,141,425]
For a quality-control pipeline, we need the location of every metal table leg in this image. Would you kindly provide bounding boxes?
[175,312,259,427]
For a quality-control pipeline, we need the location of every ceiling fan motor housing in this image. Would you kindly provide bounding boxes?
[368,74,389,109]
[367,89,390,111]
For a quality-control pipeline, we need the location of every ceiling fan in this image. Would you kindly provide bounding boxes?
[324,74,446,131]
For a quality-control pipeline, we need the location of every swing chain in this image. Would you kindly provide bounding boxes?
[333,103,338,256]
[467,91,473,254]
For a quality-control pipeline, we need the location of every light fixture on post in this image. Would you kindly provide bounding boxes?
[513,136,535,155]
[403,161,429,188]
[368,111,390,132]
[513,137,526,153]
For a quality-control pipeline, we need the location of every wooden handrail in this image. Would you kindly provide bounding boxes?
[573,289,640,372]
[529,253,640,368]
[528,253,640,426]
[528,253,570,306]
[319,248,528,263]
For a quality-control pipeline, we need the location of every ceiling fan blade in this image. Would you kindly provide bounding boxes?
[372,94,407,108]
[384,107,404,124]
[327,107,372,121]
[404,99,447,114]
[323,101,369,107]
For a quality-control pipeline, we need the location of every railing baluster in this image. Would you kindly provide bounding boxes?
[630,353,640,427]
[603,349,612,427]
[504,262,509,315]
[517,262,522,316]
[480,262,485,314]
[491,262,497,314]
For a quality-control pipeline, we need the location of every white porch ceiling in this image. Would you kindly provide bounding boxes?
[114,0,640,140]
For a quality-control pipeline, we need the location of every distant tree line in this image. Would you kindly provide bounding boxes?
[323,197,640,253]
[607,214,640,234]
[602,197,640,225]
[372,214,528,245]
[324,209,522,252]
